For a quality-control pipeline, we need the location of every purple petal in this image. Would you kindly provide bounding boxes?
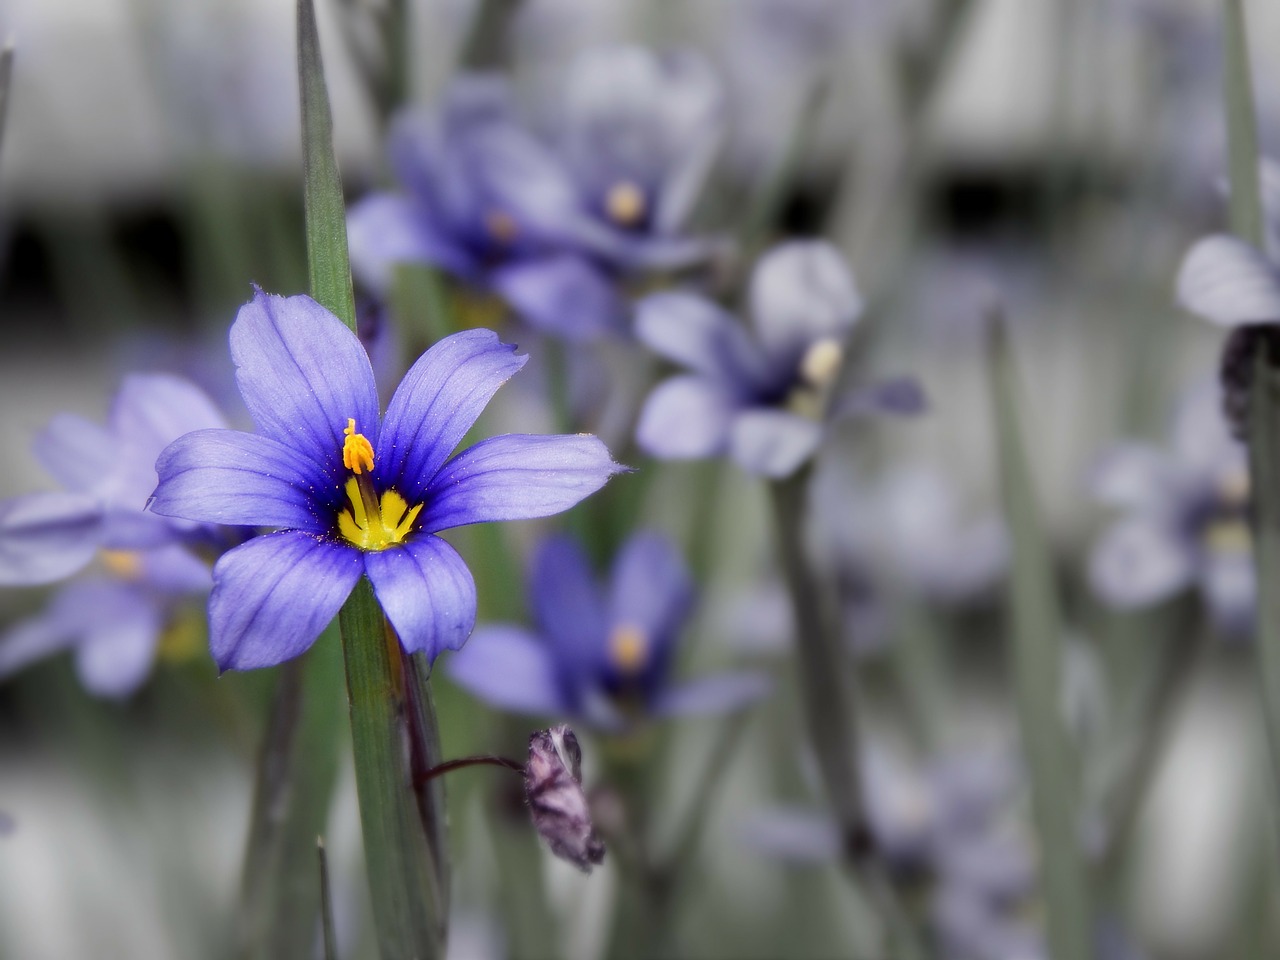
[1202,548,1255,636]
[530,534,608,687]
[137,544,213,595]
[490,256,626,341]
[347,193,477,292]
[635,375,737,460]
[365,535,477,663]
[748,242,862,364]
[0,580,159,698]
[209,532,363,671]
[110,373,229,462]
[377,329,527,500]
[1176,234,1280,327]
[445,625,569,715]
[608,532,694,663]
[421,434,624,531]
[742,807,840,863]
[1088,444,1181,510]
[35,414,113,494]
[1088,518,1196,609]
[655,671,772,717]
[835,376,927,417]
[229,289,380,473]
[73,587,163,698]
[0,493,102,586]
[151,428,330,532]
[728,409,824,478]
[634,292,770,386]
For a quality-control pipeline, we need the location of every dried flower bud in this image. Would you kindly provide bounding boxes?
[1219,324,1280,439]
[524,724,606,872]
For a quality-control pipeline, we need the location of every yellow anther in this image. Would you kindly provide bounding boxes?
[101,550,143,580]
[1205,518,1252,555]
[1218,468,1250,508]
[605,180,646,227]
[342,418,375,475]
[608,623,649,675]
[484,209,519,246]
[799,337,845,389]
[337,478,423,551]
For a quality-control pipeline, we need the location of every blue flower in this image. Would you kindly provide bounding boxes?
[1087,381,1252,634]
[0,373,228,586]
[447,531,769,730]
[347,76,626,341]
[634,240,923,477]
[549,45,726,273]
[148,289,624,671]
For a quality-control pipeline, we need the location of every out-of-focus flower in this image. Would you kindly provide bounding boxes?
[0,374,228,586]
[448,531,769,730]
[549,45,725,273]
[746,744,1041,960]
[347,76,625,340]
[634,241,923,478]
[524,724,605,872]
[1087,381,1252,634]
[148,289,623,671]
[1176,156,1280,332]
[817,464,1009,607]
[0,546,211,697]
[0,374,226,696]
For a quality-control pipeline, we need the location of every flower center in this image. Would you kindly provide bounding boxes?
[607,622,649,676]
[484,209,519,246]
[336,418,423,551]
[785,337,845,420]
[100,550,143,580]
[605,180,646,228]
[1204,517,1251,555]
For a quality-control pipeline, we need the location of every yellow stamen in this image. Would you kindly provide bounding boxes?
[799,337,845,389]
[100,550,143,580]
[605,180,646,227]
[1205,518,1252,555]
[338,477,424,551]
[1218,468,1250,508]
[608,623,649,675]
[484,209,519,245]
[342,418,375,475]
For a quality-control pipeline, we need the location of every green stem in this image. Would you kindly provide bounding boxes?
[318,838,338,960]
[986,316,1092,960]
[0,42,14,170]
[1224,0,1265,250]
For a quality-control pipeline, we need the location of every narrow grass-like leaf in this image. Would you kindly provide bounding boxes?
[298,0,355,331]
[0,42,14,169]
[238,629,344,960]
[459,0,521,70]
[318,837,338,960]
[986,317,1091,960]
[1224,0,1264,250]
[768,469,864,851]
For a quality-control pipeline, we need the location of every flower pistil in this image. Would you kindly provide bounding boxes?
[337,418,423,551]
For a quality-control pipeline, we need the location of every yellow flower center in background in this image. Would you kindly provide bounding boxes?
[608,622,649,675]
[100,550,143,580]
[1204,517,1251,555]
[338,478,423,551]
[605,181,646,227]
[799,337,844,389]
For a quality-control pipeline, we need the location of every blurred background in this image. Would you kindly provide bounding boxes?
[1,0,1277,958]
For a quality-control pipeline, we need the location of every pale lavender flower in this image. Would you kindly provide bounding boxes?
[634,240,923,478]
[1087,381,1252,633]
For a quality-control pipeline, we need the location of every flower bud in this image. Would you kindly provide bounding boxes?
[524,724,606,872]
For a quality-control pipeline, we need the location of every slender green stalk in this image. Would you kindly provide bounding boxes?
[237,630,344,960]
[986,317,1091,960]
[769,468,864,851]
[298,0,447,954]
[459,0,522,70]
[1220,0,1280,818]
[1224,0,1264,251]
